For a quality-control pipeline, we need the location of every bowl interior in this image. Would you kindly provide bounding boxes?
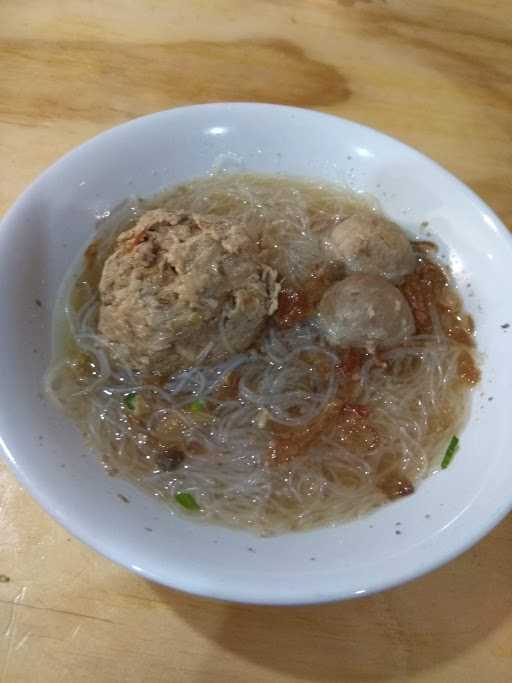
[1,104,511,604]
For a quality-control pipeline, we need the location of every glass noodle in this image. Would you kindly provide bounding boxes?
[44,174,478,535]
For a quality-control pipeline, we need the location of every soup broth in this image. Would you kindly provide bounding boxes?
[45,174,479,535]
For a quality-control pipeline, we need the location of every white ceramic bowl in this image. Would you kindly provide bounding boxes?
[1,104,511,605]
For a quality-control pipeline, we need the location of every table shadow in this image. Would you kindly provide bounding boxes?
[151,514,512,681]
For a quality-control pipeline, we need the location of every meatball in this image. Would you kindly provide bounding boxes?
[98,210,280,374]
[318,274,415,348]
[327,212,416,281]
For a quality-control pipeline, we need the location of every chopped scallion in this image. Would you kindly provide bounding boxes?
[124,392,137,410]
[189,399,206,414]
[441,435,459,469]
[175,492,200,511]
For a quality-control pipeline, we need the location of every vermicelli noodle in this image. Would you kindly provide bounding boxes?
[44,174,479,535]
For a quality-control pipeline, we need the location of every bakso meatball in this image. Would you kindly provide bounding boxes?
[98,209,280,374]
[318,274,415,348]
[327,212,416,281]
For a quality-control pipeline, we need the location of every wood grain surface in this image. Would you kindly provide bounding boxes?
[1,1,512,680]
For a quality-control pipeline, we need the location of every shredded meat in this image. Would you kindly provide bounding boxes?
[400,271,433,334]
[214,370,241,401]
[457,349,480,385]
[268,400,376,464]
[380,474,415,500]
[275,288,311,328]
[336,348,365,379]
[400,259,475,345]
[275,266,340,329]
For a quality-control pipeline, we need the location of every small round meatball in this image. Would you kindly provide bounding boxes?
[318,274,415,348]
[327,212,416,281]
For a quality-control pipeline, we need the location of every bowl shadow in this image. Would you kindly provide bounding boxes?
[150,513,512,681]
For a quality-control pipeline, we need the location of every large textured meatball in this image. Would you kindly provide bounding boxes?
[326,212,416,281]
[98,209,280,375]
[318,274,415,348]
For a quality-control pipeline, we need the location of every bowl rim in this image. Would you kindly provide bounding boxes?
[2,102,512,605]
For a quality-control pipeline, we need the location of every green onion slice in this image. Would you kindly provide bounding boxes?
[441,436,459,469]
[124,392,137,410]
[189,399,206,414]
[175,492,200,511]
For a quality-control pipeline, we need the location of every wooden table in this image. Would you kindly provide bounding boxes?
[1,1,512,680]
